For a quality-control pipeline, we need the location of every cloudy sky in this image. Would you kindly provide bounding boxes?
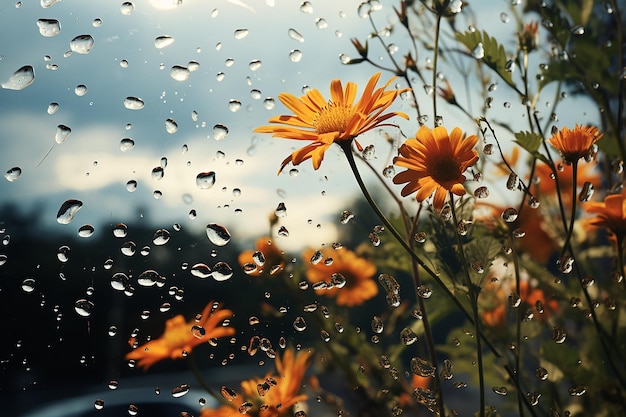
[0,0,598,251]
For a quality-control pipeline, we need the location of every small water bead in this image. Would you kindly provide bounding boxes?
[501,207,518,222]
[212,262,233,281]
[120,241,136,256]
[37,19,61,37]
[213,124,229,140]
[123,97,144,110]
[552,325,566,343]
[293,316,307,331]
[126,180,137,192]
[557,255,574,273]
[234,28,249,39]
[263,97,275,110]
[474,186,489,198]
[371,316,384,333]
[300,1,313,13]
[492,386,508,396]
[5,167,22,182]
[151,167,164,181]
[535,367,548,380]
[410,357,435,377]
[315,18,328,29]
[288,28,304,42]
[289,50,303,62]
[196,172,216,189]
[78,224,95,238]
[152,229,170,245]
[74,84,88,96]
[172,384,190,398]
[471,43,485,59]
[120,2,135,15]
[70,35,94,54]
[400,328,418,345]
[55,124,72,144]
[22,278,36,293]
[164,118,178,134]
[154,35,174,49]
[56,199,82,224]
[228,100,241,112]
[74,299,94,317]
[170,65,189,81]
[248,59,262,71]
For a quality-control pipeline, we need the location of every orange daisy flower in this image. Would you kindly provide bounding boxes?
[254,73,410,173]
[238,237,285,277]
[548,124,603,164]
[302,246,378,307]
[200,347,313,417]
[585,191,626,237]
[393,125,479,211]
[125,301,235,370]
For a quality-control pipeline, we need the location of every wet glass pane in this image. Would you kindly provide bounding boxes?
[1,1,624,417]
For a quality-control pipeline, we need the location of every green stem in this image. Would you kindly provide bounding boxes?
[188,351,221,402]
[559,160,578,259]
[449,193,485,417]
[510,232,525,417]
[432,12,443,125]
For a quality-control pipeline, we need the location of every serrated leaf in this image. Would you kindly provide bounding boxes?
[464,236,502,288]
[514,131,550,164]
[455,30,514,87]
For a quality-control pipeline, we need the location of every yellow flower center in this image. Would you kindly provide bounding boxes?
[314,103,355,134]
[432,158,461,183]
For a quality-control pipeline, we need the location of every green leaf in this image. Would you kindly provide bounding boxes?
[514,131,550,165]
[455,30,514,88]
[464,236,502,288]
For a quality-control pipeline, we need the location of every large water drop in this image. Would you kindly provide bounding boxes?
[70,35,95,54]
[56,199,83,224]
[1,65,35,90]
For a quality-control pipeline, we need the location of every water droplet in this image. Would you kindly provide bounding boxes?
[234,28,249,39]
[5,167,22,182]
[137,270,160,287]
[417,285,433,298]
[571,25,584,35]
[47,102,60,115]
[94,399,105,410]
[126,180,137,192]
[56,199,83,224]
[300,1,313,13]
[123,97,144,110]
[401,328,418,345]
[74,84,87,96]
[70,35,94,54]
[293,316,307,331]
[492,386,508,395]
[474,186,489,198]
[154,35,174,49]
[506,172,519,190]
[557,255,574,273]
[165,118,178,134]
[315,18,328,29]
[190,263,211,279]
[21,278,35,293]
[37,19,61,37]
[472,43,485,59]
[172,384,190,398]
[221,386,238,402]
[289,49,303,62]
[1,65,35,90]
[74,299,94,317]
[228,99,241,112]
[196,172,216,189]
[120,137,135,151]
[206,223,231,246]
[288,28,304,42]
[500,12,510,23]
[371,316,384,334]
[410,356,434,376]
[578,181,594,202]
[212,262,233,281]
[120,2,135,15]
[213,124,229,140]
[120,241,136,256]
[552,325,566,343]
[501,207,518,222]
[151,166,164,181]
[78,224,94,238]
[153,229,170,245]
[170,65,189,81]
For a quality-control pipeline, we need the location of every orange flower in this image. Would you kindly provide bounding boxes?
[548,124,603,164]
[585,191,626,237]
[254,73,409,173]
[393,125,479,211]
[303,246,378,306]
[238,237,285,277]
[125,301,235,370]
[200,348,313,417]
[518,21,539,52]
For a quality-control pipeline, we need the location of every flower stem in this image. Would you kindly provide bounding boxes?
[188,351,221,403]
[432,12,442,124]
[559,160,578,259]
[449,193,485,417]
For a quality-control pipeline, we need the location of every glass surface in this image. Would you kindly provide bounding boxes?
[1,1,624,417]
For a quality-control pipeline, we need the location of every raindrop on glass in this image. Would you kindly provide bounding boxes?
[206,223,231,246]
[78,224,94,237]
[120,2,134,15]
[196,172,216,189]
[228,100,241,112]
[5,167,22,182]
[288,28,304,42]
[1,65,35,90]
[69,35,94,54]
[37,19,61,37]
[74,84,87,96]
[472,43,485,59]
[124,97,144,110]
[213,124,229,140]
[153,229,170,245]
[300,1,313,13]
[293,316,307,331]
[74,299,94,317]
[289,50,303,62]
[212,261,233,281]
[234,28,249,39]
[155,35,174,49]
[170,65,189,81]
[56,199,83,224]
[165,118,178,134]
[47,102,59,114]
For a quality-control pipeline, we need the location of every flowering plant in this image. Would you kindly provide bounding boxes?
[124,1,626,416]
